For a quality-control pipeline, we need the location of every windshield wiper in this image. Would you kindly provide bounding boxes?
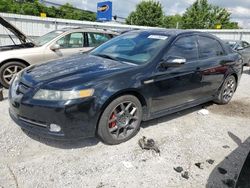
[94,54,120,62]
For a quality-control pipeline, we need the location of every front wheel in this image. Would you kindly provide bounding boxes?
[214,75,237,104]
[97,95,142,145]
[0,61,26,88]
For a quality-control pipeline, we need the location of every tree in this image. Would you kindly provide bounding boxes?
[0,0,96,21]
[182,0,239,29]
[126,0,164,27]
[162,14,182,28]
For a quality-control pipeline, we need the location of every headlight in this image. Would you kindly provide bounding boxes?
[33,89,94,101]
[10,73,20,98]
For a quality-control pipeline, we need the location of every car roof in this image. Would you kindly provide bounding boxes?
[58,27,119,35]
[129,29,211,37]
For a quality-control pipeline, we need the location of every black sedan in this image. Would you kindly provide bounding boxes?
[9,30,243,144]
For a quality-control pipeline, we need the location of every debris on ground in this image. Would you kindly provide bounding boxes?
[174,166,183,173]
[222,179,235,187]
[223,145,230,149]
[122,161,134,169]
[195,162,204,169]
[138,136,160,154]
[218,167,228,175]
[96,182,105,188]
[181,171,189,179]
[197,109,209,115]
[206,159,215,165]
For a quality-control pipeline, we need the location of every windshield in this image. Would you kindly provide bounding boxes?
[35,30,64,46]
[90,32,169,65]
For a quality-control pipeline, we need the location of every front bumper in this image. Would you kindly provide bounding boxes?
[9,86,99,140]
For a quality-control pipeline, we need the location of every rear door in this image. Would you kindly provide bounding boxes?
[196,35,229,97]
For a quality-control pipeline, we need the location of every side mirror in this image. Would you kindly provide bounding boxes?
[50,44,60,51]
[236,46,244,51]
[161,56,186,68]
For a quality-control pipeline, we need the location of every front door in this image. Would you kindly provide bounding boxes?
[43,32,90,61]
[148,35,203,114]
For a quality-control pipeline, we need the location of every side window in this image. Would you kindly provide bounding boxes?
[198,36,224,59]
[56,32,84,48]
[166,36,198,61]
[88,33,111,47]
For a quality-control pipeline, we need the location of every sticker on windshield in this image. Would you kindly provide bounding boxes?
[148,35,168,40]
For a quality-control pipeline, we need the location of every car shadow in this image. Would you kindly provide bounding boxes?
[141,102,213,129]
[22,129,100,149]
[206,132,250,188]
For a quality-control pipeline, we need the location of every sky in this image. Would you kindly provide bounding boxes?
[51,0,250,28]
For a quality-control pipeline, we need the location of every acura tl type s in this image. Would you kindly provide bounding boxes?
[9,30,243,145]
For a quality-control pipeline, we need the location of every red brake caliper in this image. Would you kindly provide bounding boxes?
[109,113,116,128]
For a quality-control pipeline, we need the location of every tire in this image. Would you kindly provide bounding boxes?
[0,61,26,88]
[97,95,142,145]
[214,75,237,104]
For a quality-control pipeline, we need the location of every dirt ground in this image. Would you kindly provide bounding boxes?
[0,68,250,188]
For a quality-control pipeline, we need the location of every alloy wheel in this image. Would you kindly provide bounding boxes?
[3,65,23,85]
[222,78,236,102]
[108,101,139,140]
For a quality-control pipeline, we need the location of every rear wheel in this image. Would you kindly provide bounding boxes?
[214,75,237,104]
[97,95,142,145]
[0,61,26,88]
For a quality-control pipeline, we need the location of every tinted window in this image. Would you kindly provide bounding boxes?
[56,32,84,48]
[88,33,111,47]
[198,36,224,58]
[166,36,198,61]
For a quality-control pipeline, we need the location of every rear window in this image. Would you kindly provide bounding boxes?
[87,33,111,47]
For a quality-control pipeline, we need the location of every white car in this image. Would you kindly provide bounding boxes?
[0,16,118,88]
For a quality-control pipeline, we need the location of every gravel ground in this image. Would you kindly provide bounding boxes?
[0,69,250,188]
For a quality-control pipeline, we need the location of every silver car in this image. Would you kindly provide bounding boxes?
[225,40,250,67]
[0,16,118,88]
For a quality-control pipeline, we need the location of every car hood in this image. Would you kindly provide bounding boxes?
[0,16,35,45]
[21,54,136,88]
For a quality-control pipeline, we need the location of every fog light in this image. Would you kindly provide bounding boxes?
[49,124,61,132]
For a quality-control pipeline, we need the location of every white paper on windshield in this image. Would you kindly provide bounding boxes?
[148,35,168,40]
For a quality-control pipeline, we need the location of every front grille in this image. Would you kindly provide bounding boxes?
[19,116,48,128]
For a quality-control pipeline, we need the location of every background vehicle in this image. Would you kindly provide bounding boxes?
[0,16,118,88]
[224,40,250,67]
[9,30,243,145]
